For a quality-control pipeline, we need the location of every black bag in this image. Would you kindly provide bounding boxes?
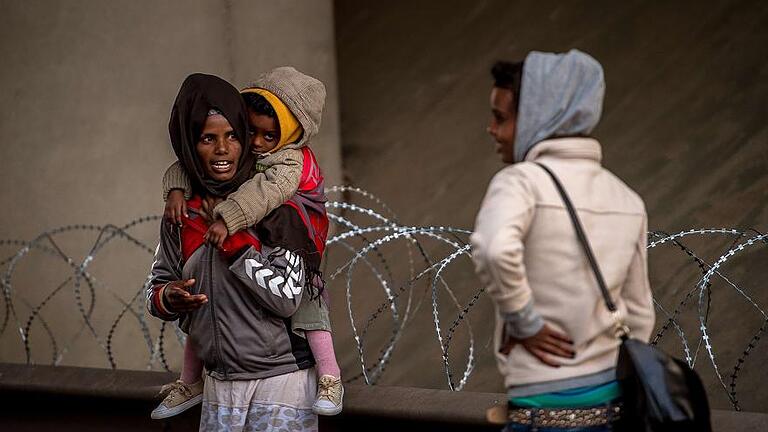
[536,162,712,432]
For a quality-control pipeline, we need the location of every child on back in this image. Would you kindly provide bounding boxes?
[152,67,343,419]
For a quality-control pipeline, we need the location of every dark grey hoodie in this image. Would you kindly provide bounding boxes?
[147,208,314,381]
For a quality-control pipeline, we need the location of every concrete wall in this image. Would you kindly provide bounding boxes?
[0,0,340,368]
[0,0,341,235]
[334,0,768,231]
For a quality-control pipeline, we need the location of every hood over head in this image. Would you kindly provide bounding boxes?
[242,87,302,153]
[514,49,605,162]
[169,73,255,197]
[243,66,326,150]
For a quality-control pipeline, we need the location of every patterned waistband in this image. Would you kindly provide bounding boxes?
[508,403,622,428]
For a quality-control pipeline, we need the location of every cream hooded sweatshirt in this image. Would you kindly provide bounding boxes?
[471,50,655,395]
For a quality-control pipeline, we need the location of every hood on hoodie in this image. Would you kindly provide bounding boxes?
[243,66,327,150]
[514,49,605,162]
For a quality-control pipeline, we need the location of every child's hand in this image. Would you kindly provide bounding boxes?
[204,219,229,249]
[164,189,187,225]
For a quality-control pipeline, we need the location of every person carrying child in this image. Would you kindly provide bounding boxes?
[151,67,343,420]
[148,72,319,430]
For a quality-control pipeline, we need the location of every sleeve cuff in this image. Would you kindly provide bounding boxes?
[213,199,249,235]
[162,163,193,201]
[501,298,544,339]
[152,284,177,319]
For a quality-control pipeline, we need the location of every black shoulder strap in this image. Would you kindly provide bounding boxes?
[534,162,618,313]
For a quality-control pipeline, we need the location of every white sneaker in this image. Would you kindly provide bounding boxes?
[151,379,204,419]
[312,375,344,416]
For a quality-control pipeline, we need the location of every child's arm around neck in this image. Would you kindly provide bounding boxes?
[162,160,193,201]
[212,147,304,235]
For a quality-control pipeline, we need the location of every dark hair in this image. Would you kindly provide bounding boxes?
[491,61,524,112]
[242,91,276,118]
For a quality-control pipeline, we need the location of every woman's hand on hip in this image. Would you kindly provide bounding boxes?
[502,324,575,368]
[163,279,207,312]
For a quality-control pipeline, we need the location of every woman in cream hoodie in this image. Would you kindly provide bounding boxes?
[472,50,655,431]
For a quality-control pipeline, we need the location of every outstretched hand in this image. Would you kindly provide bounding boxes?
[162,279,207,312]
[499,323,575,368]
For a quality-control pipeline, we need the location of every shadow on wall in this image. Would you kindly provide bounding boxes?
[333,0,768,411]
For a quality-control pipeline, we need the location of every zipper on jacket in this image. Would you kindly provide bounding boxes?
[207,247,227,379]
